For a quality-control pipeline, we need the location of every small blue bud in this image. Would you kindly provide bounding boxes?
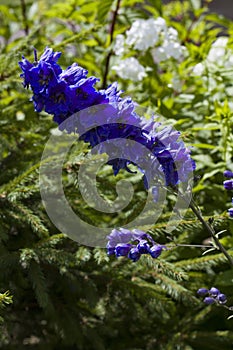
[128,247,141,262]
[115,243,132,257]
[223,170,233,178]
[197,288,209,296]
[204,297,215,305]
[228,208,233,218]
[209,287,220,297]
[223,180,233,190]
[217,293,227,304]
[137,240,150,254]
[149,245,163,259]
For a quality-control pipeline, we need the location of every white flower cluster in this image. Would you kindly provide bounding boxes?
[151,27,186,63]
[193,37,233,76]
[112,17,186,81]
[111,57,147,82]
[125,17,167,51]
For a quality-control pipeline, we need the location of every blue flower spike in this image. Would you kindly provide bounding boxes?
[19,47,195,191]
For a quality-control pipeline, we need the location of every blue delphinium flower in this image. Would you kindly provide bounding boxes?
[197,287,227,305]
[19,47,108,121]
[19,47,195,188]
[19,47,62,91]
[106,228,166,262]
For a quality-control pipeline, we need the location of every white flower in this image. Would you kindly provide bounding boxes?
[125,18,165,51]
[207,37,228,64]
[152,41,185,62]
[154,16,167,30]
[151,46,167,63]
[165,27,178,40]
[112,57,147,81]
[114,34,125,56]
[168,76,183,92]
[225,53,233,68]
[192,62,205,76]
[163,40,185,60]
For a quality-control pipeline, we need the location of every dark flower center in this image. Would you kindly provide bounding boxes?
[76,88,88,99]
[52,92,66,103]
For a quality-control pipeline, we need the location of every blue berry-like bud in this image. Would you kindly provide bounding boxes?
[217,293,227,304]
[149,245,163,259]
[115,243,132,257]
[228,208,233,218]
[128,247,141,262]
[223,170,233,178]
[204,297,215,305]
[197,288,209,296]
[223,180,233,190]
[209,287,220,297]
[137,240,150,254]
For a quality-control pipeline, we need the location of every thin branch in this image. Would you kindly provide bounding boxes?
[102,0,121,88]
[20,0,29,36]
[189,199,233,268]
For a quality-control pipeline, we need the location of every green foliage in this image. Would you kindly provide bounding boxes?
[0,0,233,349]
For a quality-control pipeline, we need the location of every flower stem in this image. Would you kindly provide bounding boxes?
[102,0,121,88]
[189,199,233,268]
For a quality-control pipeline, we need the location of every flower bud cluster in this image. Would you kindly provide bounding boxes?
[107,228,166,262]
[197,287,227,305]
[223,170,233,217]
